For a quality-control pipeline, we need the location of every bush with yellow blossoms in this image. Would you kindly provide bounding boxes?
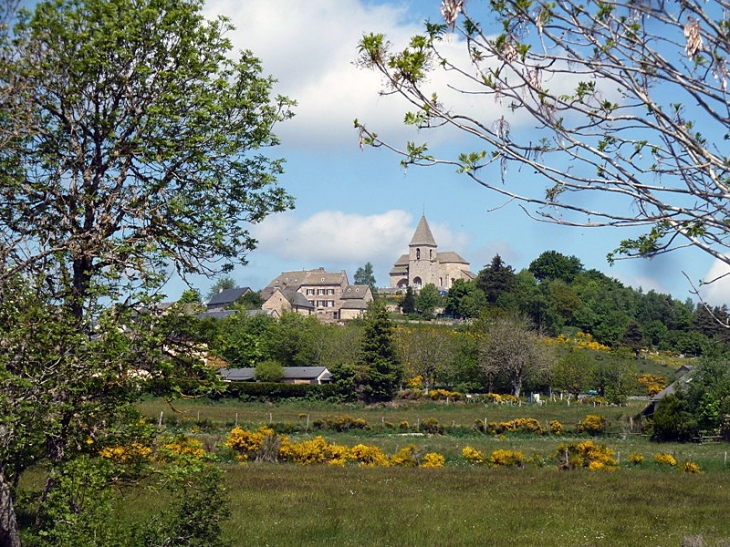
[421,452,446,468]
[628,452,644,466]
[654,453,677,467]
[350,444,389,467]
[489,449,524,467]
[461,446,485,465]
[98,442,151,464]
[391,445,419,467]
[684,461,701,474]
[577,414,607,435]
[557,440,618,471]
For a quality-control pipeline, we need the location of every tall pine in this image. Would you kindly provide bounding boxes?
[360,300,401,402]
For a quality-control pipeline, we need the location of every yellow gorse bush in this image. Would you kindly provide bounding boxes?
[156,435,206,462]
[654,453,677,466]
[577,414,607,435]
[684,461,701,474]
[628,452,644,465]
[225,426,273,460]
[557,440,618,471]
[99,442,151,464]
[391,445,419,467]
[421,452,446,468]
[489,449,524,467]
[350,444,389,467]
[462,446,484,465]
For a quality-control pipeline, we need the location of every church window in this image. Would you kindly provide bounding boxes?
[416,248,420,260]
[430,249,433,259]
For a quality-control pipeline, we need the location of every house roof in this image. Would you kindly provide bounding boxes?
[265,268,348,291]
[281,366,331,381]
[281,289,315,309]
[218,366,331,382]
[409,215,437,247]
[207,287,251,308]
[341,285,371,300]
[198,310,238,321]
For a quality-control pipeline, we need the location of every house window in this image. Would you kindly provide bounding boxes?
[327,300,335,307]
[327,288,335,295]
[306,288,314,295]
[317,289,325,295]
[316,300,325,307]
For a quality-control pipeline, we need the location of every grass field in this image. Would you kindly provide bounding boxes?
[128,398,730,546]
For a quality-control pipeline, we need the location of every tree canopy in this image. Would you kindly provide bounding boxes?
[356,0,730,277]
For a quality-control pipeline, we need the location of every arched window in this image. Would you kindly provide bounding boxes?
[416,248,421,260]
[413,276,422,288]
[430,249,433,259]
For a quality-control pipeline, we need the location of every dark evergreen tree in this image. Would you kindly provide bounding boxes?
[476,254,516,304]
[360,300,401,402]
[400,286,416,315]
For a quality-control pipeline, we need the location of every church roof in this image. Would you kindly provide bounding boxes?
[438,251,469,264]
[409,215,437,247]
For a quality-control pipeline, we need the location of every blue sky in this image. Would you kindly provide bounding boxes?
[167,0,730,305]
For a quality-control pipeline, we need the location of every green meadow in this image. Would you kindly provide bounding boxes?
[128,398,730,546]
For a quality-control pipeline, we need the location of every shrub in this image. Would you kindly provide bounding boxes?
[684,461,701,474]
[350,444,389,467]
[654,453,677,467]
[577,414,607,435]
[420,417,443,435]
[312,414,370,432]
[156,435,206,462]
[279,435,349,466]
[421,452,446,468]
[489,449,524,467]
[391,445,419,467]
[628,452,644,466]
[549,420,564,435]
[461,446,484,465]
[557,440,618,471]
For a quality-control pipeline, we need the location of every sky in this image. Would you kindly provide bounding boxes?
[165,0,730,306]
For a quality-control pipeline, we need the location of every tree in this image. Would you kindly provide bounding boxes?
[400,286,417,315]
[0,0,292,540]
[528,252,583,284]
[396,325,457,393]
[476,313,553,397]
[476,255,515,304]
[354,262,377,293]
[416,282,443,319]
[444,278,486,319]
[360,300,401,402]
[356,0,730,274]
[255,360,284,382]
[551,351,595,399]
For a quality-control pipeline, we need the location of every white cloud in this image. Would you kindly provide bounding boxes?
[699,258,730,306]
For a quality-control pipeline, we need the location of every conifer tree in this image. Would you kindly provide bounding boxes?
[360,300,401,402]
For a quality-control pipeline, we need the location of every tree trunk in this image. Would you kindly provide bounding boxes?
[0,473,22,547]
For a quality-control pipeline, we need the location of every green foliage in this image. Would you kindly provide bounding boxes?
[416,283,443,318]
[444,279,486,319]
[476,254,516,304]
[529,251,584,283]
[353,262,377,293]
[360,300,401,403]
[400,286,417,315]
[206,278,238,302]
[254,360,284,382]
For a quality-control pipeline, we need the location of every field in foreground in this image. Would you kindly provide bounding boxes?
[128,399,730,546]
[117,464,730,547]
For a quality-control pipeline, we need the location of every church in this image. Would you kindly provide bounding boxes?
[389,215,475,291]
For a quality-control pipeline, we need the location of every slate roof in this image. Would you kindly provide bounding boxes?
[409,215,437,247]
[438,251,469,264]
[218,366,331,382]
[281,289,315,309]
[265,268,349,292]
[207,287,251,309]
[341,285,370,300]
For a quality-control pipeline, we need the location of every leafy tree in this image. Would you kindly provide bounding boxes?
[476,313,553,397]
[400,286,417,315]
[0,0,292,540]
[255,360,284,382]
[360,300,401,402]
[476,255,515,304]
[354,262,377,293]
[620,321,645,356]
[444,278,486,319]
[356,0,730,273]
[236,290,265,310]
[551,351,595,400]
[178,289,203,305]
[416,282,443,319]
[528,251,584,284]
[396,325,457,393]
